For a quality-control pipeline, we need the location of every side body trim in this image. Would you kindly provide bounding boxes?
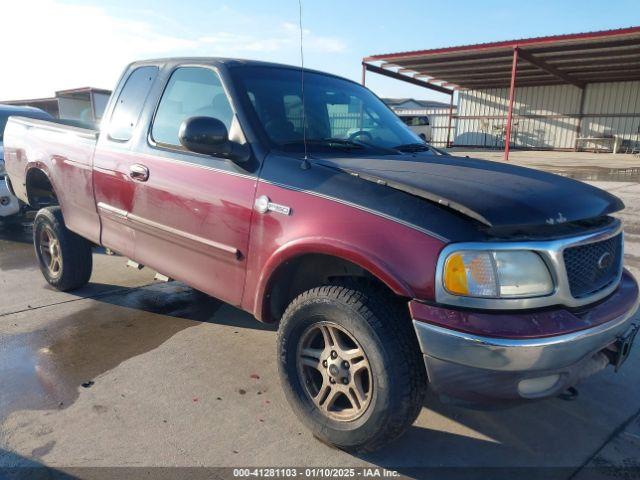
[97,202,240,258]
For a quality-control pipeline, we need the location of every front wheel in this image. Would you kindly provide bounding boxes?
[33,206,93,291]
[277,284,427,453]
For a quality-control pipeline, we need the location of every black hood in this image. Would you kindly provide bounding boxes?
[314,154,624,229]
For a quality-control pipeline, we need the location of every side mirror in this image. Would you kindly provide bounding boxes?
[178,116,249,163]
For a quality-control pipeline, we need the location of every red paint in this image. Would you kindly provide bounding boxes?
[92,147,138,257]
[242,181,445,320]
[364,26,640,61]
[8,119,445,320]
[446,94,454,148]
[410,269,639,339]
[92,148,438,317]
[4,121,100,244]
[504,47,519,162]
[93,149,256,307]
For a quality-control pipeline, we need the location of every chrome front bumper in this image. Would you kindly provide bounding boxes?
[414,300,638,372]
[412,277,639,401]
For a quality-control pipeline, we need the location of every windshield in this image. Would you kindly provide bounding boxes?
[230,66,427,155]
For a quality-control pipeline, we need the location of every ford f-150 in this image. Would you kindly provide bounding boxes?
[4,58,639,452]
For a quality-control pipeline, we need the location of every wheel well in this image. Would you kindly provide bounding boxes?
[26,169,57,208]
[264,253,404,323]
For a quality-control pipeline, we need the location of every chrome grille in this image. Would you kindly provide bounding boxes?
[563,233,623,298]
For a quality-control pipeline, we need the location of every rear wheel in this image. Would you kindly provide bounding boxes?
[277,283,427,453]
[33,206,93,291]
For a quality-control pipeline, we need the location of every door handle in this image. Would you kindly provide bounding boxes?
[129,164,149,182]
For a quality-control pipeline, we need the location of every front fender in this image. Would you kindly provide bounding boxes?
[243,181,446,321]
[252,236,416,318]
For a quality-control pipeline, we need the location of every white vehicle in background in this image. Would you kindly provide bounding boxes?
[398,114,432,142]
[0,104,53,222]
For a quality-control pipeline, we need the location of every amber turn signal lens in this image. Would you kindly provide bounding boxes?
[443,253,469,295]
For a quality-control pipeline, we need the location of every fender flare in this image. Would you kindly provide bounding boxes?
[252,236,415,321]
[25,161,52,178]
[24,163,56,205]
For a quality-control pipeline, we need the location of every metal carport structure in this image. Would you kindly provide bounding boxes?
[362,26,640,160]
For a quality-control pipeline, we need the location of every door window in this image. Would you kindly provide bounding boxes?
[108,66,159,141]
[152,67,233,148]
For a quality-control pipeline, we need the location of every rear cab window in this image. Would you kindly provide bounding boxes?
[108,66,159,142]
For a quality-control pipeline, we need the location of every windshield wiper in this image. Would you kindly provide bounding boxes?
[280,138,366,149]
[321,138,405,153]
[393,142,431,153]
[279,138,401,154]
[317,138,369,148]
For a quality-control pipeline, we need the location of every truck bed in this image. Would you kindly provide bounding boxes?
[4,116,101,243]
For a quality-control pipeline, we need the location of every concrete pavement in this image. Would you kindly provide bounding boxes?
[1,165,639,479]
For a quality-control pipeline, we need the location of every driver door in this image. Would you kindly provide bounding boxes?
[126,66,256,306]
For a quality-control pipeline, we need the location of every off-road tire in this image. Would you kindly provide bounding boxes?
[277,283,427,453]
[33,206,93,291]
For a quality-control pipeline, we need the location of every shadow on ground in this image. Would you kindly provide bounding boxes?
[0,220,109,274]
[0,448,77,479]
[0,281,274,424]
[0,222,36,272]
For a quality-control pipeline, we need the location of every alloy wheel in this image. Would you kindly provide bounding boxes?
[39,225,62,278]
[297,322,373,422]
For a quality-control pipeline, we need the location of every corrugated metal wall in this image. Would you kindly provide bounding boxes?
[581,82,640,148]
[454,81,640,151]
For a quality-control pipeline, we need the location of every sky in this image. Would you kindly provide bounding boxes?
[2,0,640,103]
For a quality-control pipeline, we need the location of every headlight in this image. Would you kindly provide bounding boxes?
[443,250,553,298]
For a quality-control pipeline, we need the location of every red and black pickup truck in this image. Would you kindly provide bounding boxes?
[4,58,639,452]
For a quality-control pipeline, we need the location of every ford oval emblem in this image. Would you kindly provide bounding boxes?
[597,252,613,270]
